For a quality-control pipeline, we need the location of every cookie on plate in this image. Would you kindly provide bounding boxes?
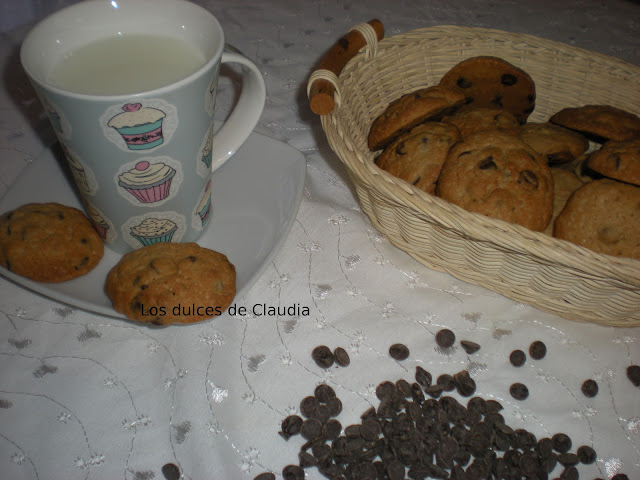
[553,179,640,260]
[441,107,520,138]
[374,121,462,194]
[439,56,536,124]
[543,168,585,235]
[106,242,236,325]
[436,131,553,231]
[367,85,465,151]
[0,202,103,282]
[549,104,640,142]
[519,122,589,165]
[585,138,640,186]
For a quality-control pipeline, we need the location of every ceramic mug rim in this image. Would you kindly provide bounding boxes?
[20,0,225,101]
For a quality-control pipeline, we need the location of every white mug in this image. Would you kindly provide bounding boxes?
[20,0,265,253]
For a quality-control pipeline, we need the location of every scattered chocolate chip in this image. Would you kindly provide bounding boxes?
[581,379,599,398]
[561,465,579,480]
[333,347,350,367]
[415,366,432,388]
[552,433,572,453]
[453,370,476,397]
[627,365,640,387]
[161,463,180,480]
[314,383,336,403]
[279,415,303,440]
[312,345,334,368]
[509,382,529,400]
[437,374,456,392]
[529,340,547,360]
[612,474,630,480]
[300,418,323,440]
[282,464,304,480]
[435,328,456,348]
[389,343,410,361]
[253,473,276,480]
[460,340,481,354]
[576,445,597,464]
[509,349,526,367]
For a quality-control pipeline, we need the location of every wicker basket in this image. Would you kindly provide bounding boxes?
[311,25,640,327]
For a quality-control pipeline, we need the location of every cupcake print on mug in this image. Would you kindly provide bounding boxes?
[192,179,212,229]
[61,144,98,196]
[123,212,185,249]
[101,99,178,152]
[115,157,183,206]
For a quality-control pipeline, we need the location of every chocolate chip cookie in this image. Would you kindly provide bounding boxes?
[439,56,536,124]
[519,122,590,165]
[106,242,236,325]
[543,168,585,235]
[585,138,640,186]
[553,179,640,260]
[0,202,103,282]
[374,121,462,194]
[549,104,640,142]
[367,85,465,151]
[441,107,520,138]
[436,132,553,231]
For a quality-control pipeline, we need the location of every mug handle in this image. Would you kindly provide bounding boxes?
[210,50,266,171]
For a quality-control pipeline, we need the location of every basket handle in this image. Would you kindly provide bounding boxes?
[308,19,384,115]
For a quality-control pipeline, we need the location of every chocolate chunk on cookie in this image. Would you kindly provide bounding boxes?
[442,107,520,138]
[553,179,640,260]
[586,139,640,186]
[436,132,553,231]
[106,242,236,325]
[519,122,589,165]
[549,105,640,142]
[439,56,536,124]
[0,202,103,282]
[367,85,465,151]
[375,121,462,194]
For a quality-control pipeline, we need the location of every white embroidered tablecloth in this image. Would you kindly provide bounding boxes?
[0,1,638,479]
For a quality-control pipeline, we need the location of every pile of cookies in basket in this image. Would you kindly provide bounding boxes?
[0,202,236,325]
[368,56,640,261]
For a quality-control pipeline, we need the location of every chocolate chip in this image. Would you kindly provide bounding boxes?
[300,418,323,440]
[577,445,597,464]
[322,418,342,440]
[300,396,320,418]
[453,370,476,397]
[552,433,572,453]
[279,415,303,440]
[456,77,472,89]
[437,374,456,392]
[326,396,343,417]
[435,328,456,348]
[560,465,579,480]
[333,347,350,367]
[558,452,580,467]
[509,382,529,400]
[282,464,305,480]
[161,463,180,480]
[389,343,410,361]
[312,345,334,368]
[529,340,547,360]
[253,473,276,480]
[415,366,432,388]
[491,95,504,108]
[314,384,335,404]
[501,73,518,86]
[509,349,526,367]
[460,340,481,354]
[518,170,539,189]
[395,141,407,155]
[478,156,497,170]
[627,365,640,387]
[581,379,599,397]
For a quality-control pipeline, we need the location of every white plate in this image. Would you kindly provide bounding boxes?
[0,132,306,319]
